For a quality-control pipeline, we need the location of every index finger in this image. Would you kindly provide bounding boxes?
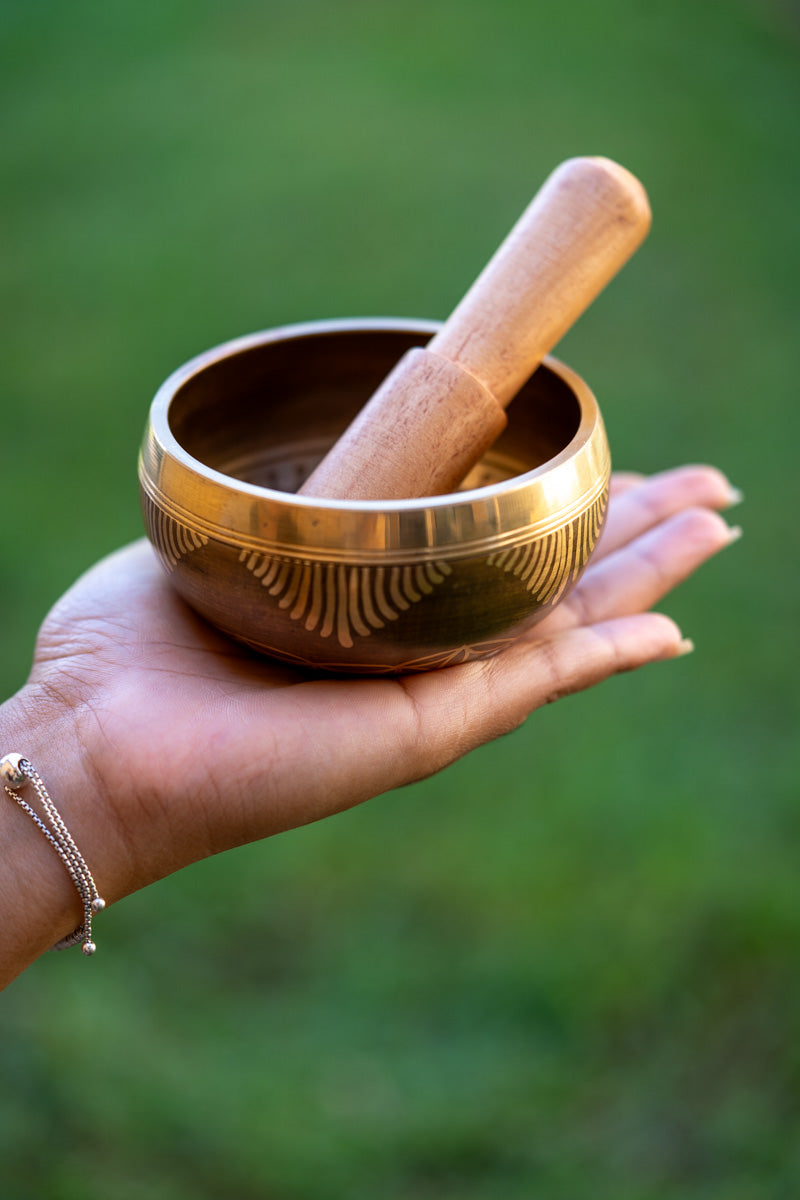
[595,465,741,562]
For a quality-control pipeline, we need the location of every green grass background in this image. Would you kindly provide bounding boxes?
[1,1,798,1196]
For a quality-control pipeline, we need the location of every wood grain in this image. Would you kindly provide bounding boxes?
[300,157,650,501]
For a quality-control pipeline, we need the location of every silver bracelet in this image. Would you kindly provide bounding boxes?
[1,752,105,955]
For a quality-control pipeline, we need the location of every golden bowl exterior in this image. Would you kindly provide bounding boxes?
[139,319,610,673]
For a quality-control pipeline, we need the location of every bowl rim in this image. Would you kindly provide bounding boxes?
[140,317,610,558]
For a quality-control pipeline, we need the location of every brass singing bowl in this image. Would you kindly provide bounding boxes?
[139,318,611,673]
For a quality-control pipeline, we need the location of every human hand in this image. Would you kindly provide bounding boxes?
[0,464,740,981]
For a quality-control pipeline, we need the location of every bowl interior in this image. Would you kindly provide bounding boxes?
[166,325,582,494]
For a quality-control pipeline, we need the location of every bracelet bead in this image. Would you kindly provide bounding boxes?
[0,753,27,790]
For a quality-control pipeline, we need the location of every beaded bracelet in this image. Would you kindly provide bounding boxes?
[1,753,105,955]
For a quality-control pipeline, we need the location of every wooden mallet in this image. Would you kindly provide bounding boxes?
[299,156,651,502]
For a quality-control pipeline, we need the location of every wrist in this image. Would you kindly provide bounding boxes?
[0,682,126,986]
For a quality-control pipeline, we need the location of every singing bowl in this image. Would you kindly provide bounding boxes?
[139,318,611,673]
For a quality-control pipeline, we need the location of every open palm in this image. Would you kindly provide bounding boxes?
[24,465,738,904]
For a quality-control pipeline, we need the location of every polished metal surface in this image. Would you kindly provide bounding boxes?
[139,319,611,672]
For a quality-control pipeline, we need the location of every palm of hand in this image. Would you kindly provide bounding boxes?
[28,467,735,891]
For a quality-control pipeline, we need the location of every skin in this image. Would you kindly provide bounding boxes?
[0,465,741,989]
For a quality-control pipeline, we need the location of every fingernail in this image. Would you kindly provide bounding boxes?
[726,524,743,545]
[725,485,744,508]
[675,637,695,658]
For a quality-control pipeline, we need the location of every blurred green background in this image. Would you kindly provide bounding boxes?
[1,1,798,1196]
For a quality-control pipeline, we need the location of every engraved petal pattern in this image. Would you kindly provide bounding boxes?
[486,487,607,602]
[240,551,453,649]
[142,494,208,571]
